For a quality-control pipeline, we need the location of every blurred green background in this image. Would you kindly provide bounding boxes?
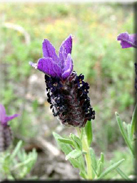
[0,3,134,179]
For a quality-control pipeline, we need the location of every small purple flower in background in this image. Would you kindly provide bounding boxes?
[117,32,137,92]
[117,32,137,48]
[30,35,95,127]
[0,104,19,152]
[0,104,19,126]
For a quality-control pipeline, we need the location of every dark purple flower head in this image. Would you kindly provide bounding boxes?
[45,72,95,127]
[117,32,137,48]
[0,104,19,126]
[29,35,73,80]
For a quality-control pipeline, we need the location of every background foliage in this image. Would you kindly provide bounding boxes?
[0,3,134,179]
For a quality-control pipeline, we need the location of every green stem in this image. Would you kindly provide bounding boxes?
[76,128,92,180]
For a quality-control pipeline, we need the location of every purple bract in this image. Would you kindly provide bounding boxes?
[29,35,73,80]
[117,32,137,48]
[0,104,19,126]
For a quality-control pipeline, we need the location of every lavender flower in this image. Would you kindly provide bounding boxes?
[0,104,19,151]
[30,35,95,127]
[117,32,137,48]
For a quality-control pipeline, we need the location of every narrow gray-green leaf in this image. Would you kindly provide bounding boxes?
[89,147,98,178]
[99,152,104,164]
[10,141,23,160]
[85,120,93,146]
[97,162,103,176]
[115,112,134,155]
[89,147,97,170]
[65,149,82,160]
[12,157,35,170]
[53,132,80,168]
[98,159,125,179]
[58,138,74,147]
[77,155,86,173]
[79,170,87,179]
[116,167,130,180]
[53,132,72,155]
[97,152,104,176]
[127,124,132,141]
[70,133,82,150]
[131,103,137,136]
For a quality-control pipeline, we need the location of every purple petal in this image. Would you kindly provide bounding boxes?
[0,104,19,126]
[0,104,6,124]
[59,35,72,66]
[37,57,61,77]
[42,39,59,62]
[62,54,73,79]
[117,32,137,48]
[5,114,19,125]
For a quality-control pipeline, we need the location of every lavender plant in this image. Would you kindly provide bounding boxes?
[0,104,37,180]
[30,35,133,180]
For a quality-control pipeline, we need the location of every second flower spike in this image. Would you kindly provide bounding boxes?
[0,104,19,152]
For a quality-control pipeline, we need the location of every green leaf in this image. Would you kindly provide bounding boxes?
[58,138,74,147]
[10,141,23,160]
[131,103,137,136]
[89,147,98,178]
[85,120,93,146]
[3,154,10,174]
[53,132,80,169]
[116,167,130,180]
[98,159,125,179]
[100,152,104,164]
[7,175,14,180]
[89,147,97,170]
[69,159,80,169]
[97,162,103,176]
[65,149,84,160]
[53,132,62,140]
[115,112,134,155]
[17,149,24,162]
[70,133,82,150]
[16,149,37,179]
[53,132,72,154]
[96,152,104,176]
[12,157,36,170]
[79,170,87,179]
[127,124,132,141]
[77,154,86,174]
[19,166,28,178]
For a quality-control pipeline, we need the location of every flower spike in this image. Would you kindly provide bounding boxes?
[30,35,95,127]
